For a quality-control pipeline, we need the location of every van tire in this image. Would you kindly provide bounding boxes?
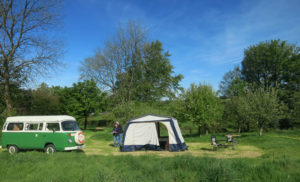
[8,145,19,154]
[44,144,56,154]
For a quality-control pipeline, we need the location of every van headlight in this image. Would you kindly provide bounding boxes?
[67,139,72,143]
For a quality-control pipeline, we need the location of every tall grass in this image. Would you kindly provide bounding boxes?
[0,129,300,181]
[0,152,299,182]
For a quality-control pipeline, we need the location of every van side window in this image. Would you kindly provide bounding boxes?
[38,123,44,130]
[7,123,24,131]
[26,123,38,130]
[46,123,60,131]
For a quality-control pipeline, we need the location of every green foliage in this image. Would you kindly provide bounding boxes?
[219,66,247,98]
[133,40,183,101]
[223,87,286,135]
[112,39,184,103]
[80,21,183,104]
[244,88,285,136]
[30,83,61,115]
[58,80,108,129]
[242,39,299,90]
[111,101,171,125]
[180,83,224,134]
[220,39,300,132]
[223,97,251,133]
[290,92,300,127]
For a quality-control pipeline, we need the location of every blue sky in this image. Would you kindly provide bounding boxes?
[40,0,300,91]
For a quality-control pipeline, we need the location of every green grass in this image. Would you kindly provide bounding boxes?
[0,129,300,182]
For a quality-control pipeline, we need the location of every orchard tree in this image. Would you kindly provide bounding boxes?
[245,88,285,136]
[182,83,223,135]
[0,0,63,115]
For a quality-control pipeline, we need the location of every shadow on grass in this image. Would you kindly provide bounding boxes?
[200,147,214,151]
[70,149,85,153]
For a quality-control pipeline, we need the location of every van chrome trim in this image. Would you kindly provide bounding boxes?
[64,145,85,150]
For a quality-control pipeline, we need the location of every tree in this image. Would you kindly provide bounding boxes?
[241,39,299,90]
[0,0,63,115]
[132,40,183,101]
[60,80,107,130]
[284,91,300,128]
[223,96,254,133]
[219,66,247,98]
[80,21,183,103]
[30,83,61,115]
[241,39,299,129]
[181,83,223,135]
[80,21,146,102]
[245,88,285,136]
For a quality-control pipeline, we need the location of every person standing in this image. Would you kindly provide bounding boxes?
[112,121,123,147]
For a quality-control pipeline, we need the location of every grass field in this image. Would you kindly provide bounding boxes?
[0,128,300,182]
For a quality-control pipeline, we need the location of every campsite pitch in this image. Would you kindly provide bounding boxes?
[82,130,263,158]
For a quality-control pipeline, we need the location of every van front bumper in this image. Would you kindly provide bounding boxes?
[64,145,85,151]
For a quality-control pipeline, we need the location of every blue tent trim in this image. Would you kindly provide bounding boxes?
[121,144,160,152]
[121,143,187,152]
[121,115,187,152]
[170,142,187,151]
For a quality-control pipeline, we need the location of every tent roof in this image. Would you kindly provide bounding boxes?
[130,114,174,122]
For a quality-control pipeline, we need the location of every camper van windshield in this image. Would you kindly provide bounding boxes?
[61,121,80,131]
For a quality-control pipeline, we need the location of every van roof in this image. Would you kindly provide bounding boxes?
[5,115,76,123]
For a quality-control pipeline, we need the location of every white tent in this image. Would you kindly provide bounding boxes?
[121,115,187,152]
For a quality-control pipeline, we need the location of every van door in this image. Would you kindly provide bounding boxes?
[43,123,65,150]
[23,123,44,149]
[32,123,45,149]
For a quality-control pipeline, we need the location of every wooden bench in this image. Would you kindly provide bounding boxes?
[95,127,105,130]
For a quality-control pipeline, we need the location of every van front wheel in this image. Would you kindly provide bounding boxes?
[44,144,56,154]
[8,145,19,154]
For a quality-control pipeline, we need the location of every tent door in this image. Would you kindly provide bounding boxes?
[156,122,169,151]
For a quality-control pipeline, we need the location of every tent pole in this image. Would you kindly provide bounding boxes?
[157,122,160,138]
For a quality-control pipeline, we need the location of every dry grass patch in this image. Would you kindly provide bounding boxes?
[82,137,263,158]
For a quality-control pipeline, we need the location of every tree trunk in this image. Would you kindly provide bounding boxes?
[84,116,88,130]
[238,126,241,134]
[246,123,250,132]
[198,126,201,136]
[206,129,208,135]
[259,127,263,136]
[4,60,13,115]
